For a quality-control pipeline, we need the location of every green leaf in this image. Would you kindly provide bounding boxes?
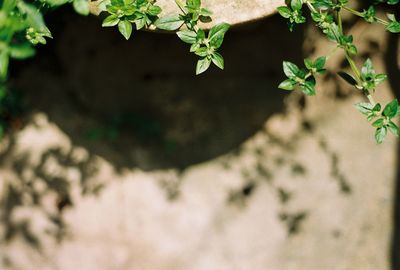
[291,0,302,11]
[73,0,90,15]
[43,0,69,6]
[361,58,374,79]
[383,99,398,119]
[277,6,291,18]
[199,8,212,17]
[372,118,384,128]
[388,121,399,136]
[314,56,326,70]
[374,73,387,85]
[17,2,46,31]
[338,71,358,86]
[187,0,201,9]
[0,51,9,79]
[387,21,400,33]
[282,61,299,78]
[355,102,374,115]
[211,52,224,70]
[278,79,296,90]
[2,0,17,12]
[375,126,387,144]
[154,15,184,31]
[304,58,313,70]
[208,22,230,48]
[372,103,382,113]
[195,47,208,57]
[190,43,200,52]
[134,18,146,30]
[102,14,120,27]
[147,5,162,16]
[196,57,211,75]
[118,20,132,40]
[9,43,35,59]
[302,77,316,96]
[176,30,197,44]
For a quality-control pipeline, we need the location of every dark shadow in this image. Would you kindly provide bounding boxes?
[385,20,400,270]
[10,7,305,171]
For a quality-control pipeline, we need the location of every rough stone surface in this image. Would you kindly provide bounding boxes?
[0,8,399,270]
[90,0,284,28]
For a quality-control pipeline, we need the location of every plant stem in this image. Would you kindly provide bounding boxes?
[367,94,376,106]
[343,6,389,26]
[305,1,317,13]
[337,8,379,105]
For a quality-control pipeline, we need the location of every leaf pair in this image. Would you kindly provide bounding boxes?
[102,0,162,40]
[279,57,326,96]
[355,99,399,143]
[154,0,229,75]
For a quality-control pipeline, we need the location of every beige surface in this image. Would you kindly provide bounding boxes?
[0,9,398,270]
[90,0,284,28]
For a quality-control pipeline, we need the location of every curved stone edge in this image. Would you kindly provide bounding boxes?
[89,0,284,30]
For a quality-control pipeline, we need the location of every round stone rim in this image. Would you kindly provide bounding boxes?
[90,0,284,30]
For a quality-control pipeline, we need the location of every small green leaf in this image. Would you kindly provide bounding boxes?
[199,8,212,17]
[2,0,17,12]
[102,14,120,27]
[147,5,162,16]
[277,6,291,18]
[154,15,184,31]
[190,43,200,52]
[135,18,146,30]
[17,2,48,32]
[282,61,299,78]
[278,79,296,90]
[314,56,326,70]
[355,102,374,115]
[118,20,132,40]
[338,71,358,86]
[372,103,382,112]
[387,21,400,33]
[387,0,399,4]
[383,99,398,119]
[375,126,387,144]
[304,58,313,70]
[361,58,374,79]
[388,121,399,136]
[176,30,197,44]
[73,0,90,15]
[302,77,316,96]
[372,118,384,128]
[187,0,201,9]
[196,57,211,75]
[0,51,9,79]
[208,22,230,48]
[211,52,224,70]
[195,47,208,57]
[291,0,302,11]
[9,43,35,59]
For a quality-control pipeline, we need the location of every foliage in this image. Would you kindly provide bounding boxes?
[278,0,400,144]
[99,0,229,74]
[0,0,229,139]
[1,0,400,144]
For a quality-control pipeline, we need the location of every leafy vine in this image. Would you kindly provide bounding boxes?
[277,0,400,143]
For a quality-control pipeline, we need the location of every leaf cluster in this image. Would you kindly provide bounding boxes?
[277,0,400,143]
[102,0,162,40]
[153,0,230,74]
[279,57,326,96]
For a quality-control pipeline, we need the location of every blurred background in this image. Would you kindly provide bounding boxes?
[1,1,400,269]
